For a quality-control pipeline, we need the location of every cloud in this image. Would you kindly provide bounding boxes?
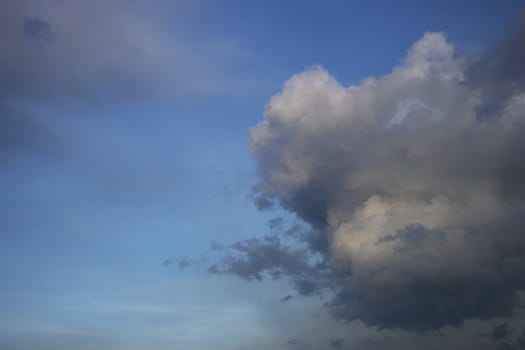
[209,25,525,332]
[22,16,55,42]
[0,0,236,101]
[0,0,251,160]
[329,338,344,348]
[517,331,525,349]
[492,322,511,342]
[280,294,294,303]
[465,12,525,119]
[208,234,332,296]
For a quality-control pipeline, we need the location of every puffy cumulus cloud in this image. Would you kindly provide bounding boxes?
[240,29,525,331]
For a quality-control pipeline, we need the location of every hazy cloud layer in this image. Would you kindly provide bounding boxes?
[0,0,242,101]
[0,0,252,160]
[211,24,525,334]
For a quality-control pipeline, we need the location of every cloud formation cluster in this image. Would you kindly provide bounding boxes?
[215,26,525,332]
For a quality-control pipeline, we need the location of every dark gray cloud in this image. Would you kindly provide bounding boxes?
[208,233,332,297]
[517,331,525,349]
[268,217,285,233]
[492,323,512,342]
[465,12,525,120]
[209,21,525,334]
[250,191,275,210]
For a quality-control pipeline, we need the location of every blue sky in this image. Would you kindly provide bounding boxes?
[1,1,525,349]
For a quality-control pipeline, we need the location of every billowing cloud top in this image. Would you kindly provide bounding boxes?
[245,31,525,330]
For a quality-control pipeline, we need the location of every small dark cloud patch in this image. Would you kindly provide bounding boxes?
[375,224,447,254]
[284,223,303,238]
[492,322,511,341]
[293,279,317,297]
[22,16,55,42]
[251,192,274,210]
[268,217,285,233]
[177,258,190,269]
[280,294,294,302]
[329,338,344,348]
[163,258,190,270]
[207,233,331,287]
[210,240,224,251]
[208,263,220,275]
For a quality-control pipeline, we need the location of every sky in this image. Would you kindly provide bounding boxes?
[1,1,525,349]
